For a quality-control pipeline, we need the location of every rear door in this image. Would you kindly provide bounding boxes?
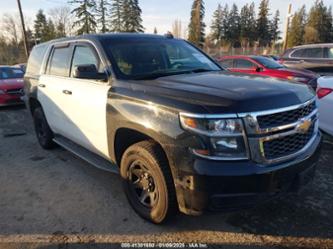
[38,43,73,135]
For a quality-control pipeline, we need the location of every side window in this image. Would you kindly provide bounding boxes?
[327,47,333,59]
[48,46,71,77]
[71,45,100,76]
[303,48,324,58]
[234,59,256,69]
[220,59,234,68]
[291,49,304,58]
[26,44,48,75]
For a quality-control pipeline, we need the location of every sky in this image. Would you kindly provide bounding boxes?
[0,0,332,38]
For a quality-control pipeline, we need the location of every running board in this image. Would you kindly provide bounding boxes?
[53,136,119,174]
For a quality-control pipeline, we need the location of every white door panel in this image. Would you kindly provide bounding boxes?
[37,74,67,134]
[61,78,111,158]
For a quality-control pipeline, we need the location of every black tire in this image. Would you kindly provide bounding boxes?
[120,140,177,224]
[33,107,55,150]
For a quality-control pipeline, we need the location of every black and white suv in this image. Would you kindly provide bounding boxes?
[24,34,321,224]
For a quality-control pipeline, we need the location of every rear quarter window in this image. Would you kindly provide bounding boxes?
[26,44,48,76]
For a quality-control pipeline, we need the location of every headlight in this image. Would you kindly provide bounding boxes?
[287,76,309,83]
[180,114,248,160]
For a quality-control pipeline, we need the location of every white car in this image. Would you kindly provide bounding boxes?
[317,77,333,136]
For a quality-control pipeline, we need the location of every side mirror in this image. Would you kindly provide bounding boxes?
[256,67,264,72]
[73,64,108,81]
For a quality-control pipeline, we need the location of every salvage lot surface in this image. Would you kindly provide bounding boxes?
[0,106,332,249]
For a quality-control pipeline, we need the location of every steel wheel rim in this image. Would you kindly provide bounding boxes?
[128,160,159,208]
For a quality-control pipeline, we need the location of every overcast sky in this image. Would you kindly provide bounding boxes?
[1,0,332,37]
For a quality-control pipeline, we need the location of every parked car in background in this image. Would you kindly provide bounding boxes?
[280,44,333,76]
[0,66,25,106]
[317,76,333,137]
[13,63,27,73]
[219,55,319,89]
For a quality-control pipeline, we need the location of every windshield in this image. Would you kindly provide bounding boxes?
[0,67,24,80]
[253,56,284,69]
[102,38,222,80]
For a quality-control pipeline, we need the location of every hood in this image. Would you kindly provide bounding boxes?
[0,78,24,90]
[277,67,318,78]
[128,71,315,114]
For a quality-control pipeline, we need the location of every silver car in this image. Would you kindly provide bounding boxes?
[317,76,333,136]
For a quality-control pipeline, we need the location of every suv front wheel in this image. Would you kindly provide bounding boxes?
[120,141,177,224]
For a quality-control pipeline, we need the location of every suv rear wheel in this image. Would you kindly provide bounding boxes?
[33,107,55,149]
[120,140,177,224]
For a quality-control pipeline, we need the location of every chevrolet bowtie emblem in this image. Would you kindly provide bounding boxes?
[296,118,312,134]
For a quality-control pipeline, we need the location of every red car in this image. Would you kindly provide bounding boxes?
[219,55,319,89]
[0,66,25,106]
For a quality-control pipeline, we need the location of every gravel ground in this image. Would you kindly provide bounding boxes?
[0,106,332,249]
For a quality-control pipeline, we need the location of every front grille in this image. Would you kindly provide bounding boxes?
[263,123,315,160]
[257,101,316,129]
[6,88,23,95]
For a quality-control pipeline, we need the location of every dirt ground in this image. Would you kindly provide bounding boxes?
[0,106,332,249]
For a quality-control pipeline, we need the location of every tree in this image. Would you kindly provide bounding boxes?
[153,27,158,34]
[49,6,73,36]
[45,19,57,41]
[307,0,333,43]
[172,19,182,38]
[2,14,20,46]
[122,0,144,32]
[34,9,48,42]
[210,4,223,43]
[226,4,240,47]
[256,0,271,47]
[96,0,109,33]
[270,10,281,45]
[110,0,123,32]
[69,0,97,35]
[188,0,205,48]
[287,6,306,47]
[240,3,256,48]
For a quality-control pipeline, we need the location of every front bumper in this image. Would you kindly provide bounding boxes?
[0,94,24,106]
[175,132,322,215]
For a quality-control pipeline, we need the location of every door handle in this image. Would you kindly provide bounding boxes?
[62,90,72,95]
[38,84,46,88]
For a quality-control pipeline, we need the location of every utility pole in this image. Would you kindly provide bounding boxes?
[17,0,29,59]
[283,3,292,52]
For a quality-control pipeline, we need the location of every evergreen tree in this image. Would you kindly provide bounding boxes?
[153,27,158,34]
[34,9,48,42]
[256,0,271,47]
[56,22,66,38]
[226,4,240,47]
[110,0,123,32]
[122,0,144,32]
[96,0,109,33]
[45,19,57,41]
[240,3,256,48]
[270,10,280,45]
[188,0,205,48]
[69,0,97,35]
[287,6,306,47]
[210,4,223,43]
[306,0,333,43]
